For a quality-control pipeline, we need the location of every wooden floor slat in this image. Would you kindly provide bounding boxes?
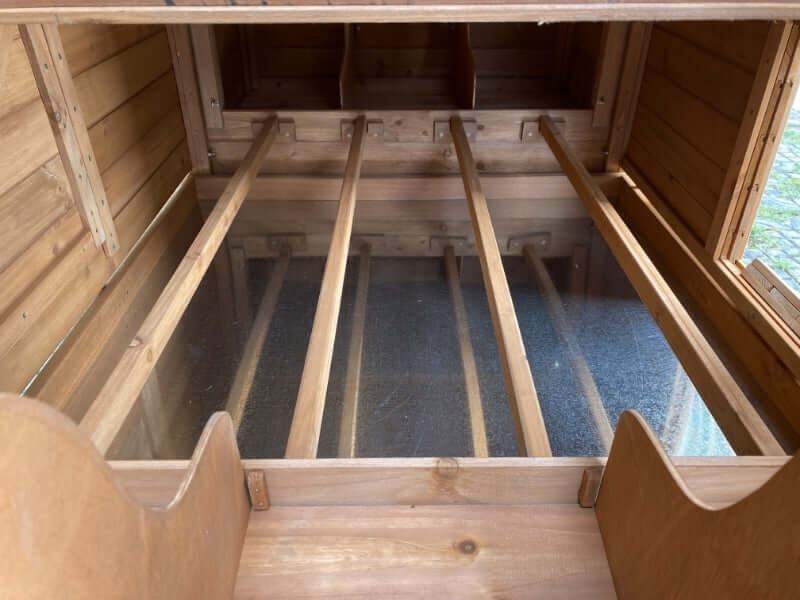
[233,504,616,599]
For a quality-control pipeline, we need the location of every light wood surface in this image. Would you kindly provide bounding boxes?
[337,243,371,458]
[523,244,613,452]
[0,25,12,87]
[225,249,290,432]
[540,115,782,456]
[80,117,278,455]
[234,503,615,599]
[445,245,489,457]
[20,23,118,254]
[592,22,628,128]
[743,259,800,338]
[285,115,367,459]
[189,25,224,129]
[451,115,551,457]
[597,410,800,599]
[4,4,800,25]
[0,394,249,600]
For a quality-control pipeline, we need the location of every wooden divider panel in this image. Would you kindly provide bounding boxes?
[0,394,249,599]
[597,410,800,599]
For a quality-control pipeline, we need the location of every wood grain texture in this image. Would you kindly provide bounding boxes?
[541,116,782,456]
[0,395,249,600]
[285,115,367,459]
[190,25,224,129]
[80,117,278,455]
[445,245,489,458]
[451,115,551,457]
[597,410,800,599]
[0,24,12,87]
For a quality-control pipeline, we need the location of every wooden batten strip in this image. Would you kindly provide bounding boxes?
[189,25,224,130]
[450,116,552,457]
[540,115,783,456]
[80,117,279,455]
[444,245,489,458]
[285,116,367,459]
[523,244,614,453]
[337,243,371,459]
[0,25,12,88]
[605,22,653,171]
[20,24,119,255]
[225,248,290,433]
[591,22,628,128]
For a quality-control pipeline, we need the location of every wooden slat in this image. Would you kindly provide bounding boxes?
[285,116,367,459]
[450,115,551,457]
[597,410,800,599]
[337,243,371,459]
[444,245,489,458]
[20,24,119,254]
[706,21,792,258]
[166,25,210,172]
[225,249,290,432]
[591,22,628,128]
[742,259,800,338]
[80,117,279,455]
[0,25,12,88]
[523,244,613,453]
[190,25,224,129]
[606,23,653,171]
[540,115,783,456]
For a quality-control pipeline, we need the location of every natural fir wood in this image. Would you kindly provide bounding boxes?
[597,410,800,599]
[225,248,290,432]
[246,469,270,511]
[591,22,628,128]
[523,244,613,453]
[80,117,278,455]
[743,259,800,338]
[0,395,249,600]
[605,22,652,171]
[444,245,490,458]
[189,25,224,129]
[0,25,12,87]
[451,115,552,457]
[706,21,793,258]
[285,116,367,459]
[540,115,783,456]
[166,24,210,172]
[20,23,119,255]
[337,243,371,459]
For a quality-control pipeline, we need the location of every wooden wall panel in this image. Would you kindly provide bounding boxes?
[0,24,195,399]
[626,21,769,246]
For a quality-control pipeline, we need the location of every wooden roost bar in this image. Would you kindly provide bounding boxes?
[0,3,799,598]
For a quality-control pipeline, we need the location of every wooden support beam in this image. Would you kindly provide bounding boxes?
[190,25,224,129]
[285,116,367,459]
[444,245,489,457]
[450,116,552,457]
[337,243,371,459]
[540,115,783,456]
[80,117,279,455]
[592,22,628,128]
[523,244,613,453]
[166,25,211,173]
[225,248,290,433]
[0,25,12,88]
[20,24,119,255]
[605,23,652,171]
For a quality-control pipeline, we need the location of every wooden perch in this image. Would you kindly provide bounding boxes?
[0,394,249,600]
[451,116,551,457]
[286,116,367,459]
[539,115,782,457]
[81,117,279,455]
[597,410,800,598]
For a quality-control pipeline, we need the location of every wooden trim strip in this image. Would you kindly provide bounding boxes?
[523,244,614,453]
[605,22,653,171]
[337,243,371,458]
[706,21,793,258]
[20,24,119,255]
[451,116,552,457]
[592,22,629,129]
[285,116,367,459]
[189,25,224,130]
[5,5,800,25]
[166,25,210,173]
[444,245,489,458]
[113,455,789,509]
[742,259,800,338]
[225,248,290,433]
[0,25,12,88]
[541,115,783,456]
[80,117,279,455]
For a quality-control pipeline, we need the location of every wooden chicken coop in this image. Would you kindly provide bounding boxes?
[1,2,800,598]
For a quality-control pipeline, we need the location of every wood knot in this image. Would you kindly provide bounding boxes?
[457,539,478,555]
[435,457,459,479]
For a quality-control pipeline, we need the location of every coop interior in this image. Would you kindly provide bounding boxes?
[1,15,799,599]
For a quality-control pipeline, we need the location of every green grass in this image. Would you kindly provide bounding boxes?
[757,204,800,221]
[749,224,780,249]
[781,125,800,146]
[772,257,793,274]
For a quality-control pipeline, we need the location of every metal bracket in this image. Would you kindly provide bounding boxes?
[521,118,566,143]
[434,119,478,143]
[507,232,551,253]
